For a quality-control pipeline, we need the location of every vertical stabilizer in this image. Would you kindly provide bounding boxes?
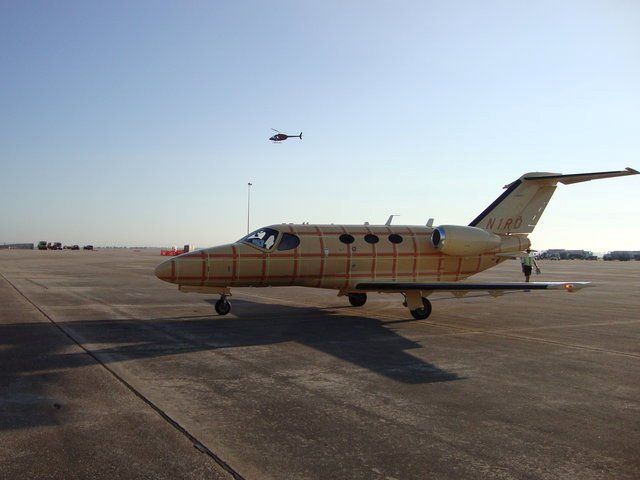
[469,168,638,234]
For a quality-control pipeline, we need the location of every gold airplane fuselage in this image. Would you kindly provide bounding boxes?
[156,224,529,292]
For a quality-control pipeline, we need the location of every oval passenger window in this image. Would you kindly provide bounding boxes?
[364,234,379,244]
[339,234,355,244]
[388,234,403,244]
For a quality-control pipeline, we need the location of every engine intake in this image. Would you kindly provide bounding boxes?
[431,225,501,256]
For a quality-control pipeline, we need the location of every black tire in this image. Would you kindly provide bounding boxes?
[348,293,367,307]
[215,298,231,315]
[410,297,432,320]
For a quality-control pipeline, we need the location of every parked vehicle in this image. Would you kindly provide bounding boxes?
[37,241,47,250]
[603,251,640,261]
[83,245,94,250]
[539,249,598,260]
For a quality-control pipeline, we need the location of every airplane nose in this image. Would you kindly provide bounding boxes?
[155,259,175,283]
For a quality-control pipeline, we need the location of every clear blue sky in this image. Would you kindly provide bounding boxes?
[1,1,639,251]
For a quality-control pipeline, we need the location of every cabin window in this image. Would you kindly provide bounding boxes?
[388,234,403,244]
[240,227,279,250]
[339,234,355,244]
[364,234,379,244]
[277,233,300,251]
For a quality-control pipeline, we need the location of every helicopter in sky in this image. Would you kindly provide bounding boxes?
[269,128,303,142]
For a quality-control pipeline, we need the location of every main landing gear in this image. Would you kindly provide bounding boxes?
[409,297,432,320]
[348,293,367,307]
[402,292,432,320]
[215,296,231,315]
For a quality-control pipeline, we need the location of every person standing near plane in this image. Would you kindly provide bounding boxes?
[521,248,541,282]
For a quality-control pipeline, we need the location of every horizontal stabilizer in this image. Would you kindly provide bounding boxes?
[356,281,590,295]
[522,167,638,185]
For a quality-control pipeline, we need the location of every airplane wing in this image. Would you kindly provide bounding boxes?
[355,281,590,296]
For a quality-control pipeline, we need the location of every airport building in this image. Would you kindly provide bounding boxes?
[0,243,34,250]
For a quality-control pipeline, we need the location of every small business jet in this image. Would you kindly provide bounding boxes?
[155,168,638,318]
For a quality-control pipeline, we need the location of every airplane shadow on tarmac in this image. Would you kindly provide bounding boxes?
[0,298,461,432]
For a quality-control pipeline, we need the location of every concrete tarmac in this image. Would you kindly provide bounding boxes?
[1,249,639,480]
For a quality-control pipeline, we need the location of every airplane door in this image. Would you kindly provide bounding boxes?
[207,245,236,286]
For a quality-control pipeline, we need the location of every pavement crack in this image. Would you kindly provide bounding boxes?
[0,272,246,480]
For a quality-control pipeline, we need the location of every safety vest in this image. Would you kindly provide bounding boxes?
[521,255,533,267]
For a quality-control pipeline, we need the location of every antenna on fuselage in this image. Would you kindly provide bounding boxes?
[385,214,399,226]
[426,218,434,227]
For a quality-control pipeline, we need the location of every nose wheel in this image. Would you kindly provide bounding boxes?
[215,296,231,315]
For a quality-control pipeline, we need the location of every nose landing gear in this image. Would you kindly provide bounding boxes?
[215,296,231,315]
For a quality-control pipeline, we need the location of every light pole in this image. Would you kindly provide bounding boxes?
[247,182,252,234]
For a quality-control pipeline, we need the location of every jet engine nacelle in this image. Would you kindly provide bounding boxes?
[431,225,501,256]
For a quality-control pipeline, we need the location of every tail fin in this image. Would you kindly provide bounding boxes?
[469,168,638,234]
[299,132,303,139]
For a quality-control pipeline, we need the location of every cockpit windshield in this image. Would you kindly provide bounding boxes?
[240,228,279,250]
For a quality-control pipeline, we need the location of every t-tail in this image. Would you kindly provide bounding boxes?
[469,168,638,234]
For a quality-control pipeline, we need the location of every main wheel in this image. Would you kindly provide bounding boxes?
[348,293,367,307]
[215,298,231,315]
[410,297,432,320]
